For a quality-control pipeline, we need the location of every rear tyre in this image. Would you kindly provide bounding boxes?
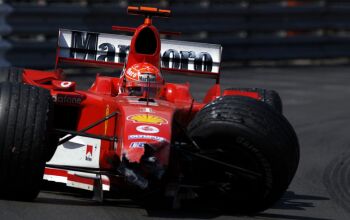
[0,82,54,200]
[225,88,282,113]
[0,67,23,83]
[186,96,299,213]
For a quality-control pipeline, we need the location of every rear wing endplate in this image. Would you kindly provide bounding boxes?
[56,29,222,79]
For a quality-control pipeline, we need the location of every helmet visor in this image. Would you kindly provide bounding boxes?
[127,82,162,98]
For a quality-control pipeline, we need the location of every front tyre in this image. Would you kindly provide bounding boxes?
[0,67,23,83]
[224,88,283,113]
[187,96,299,213]
[0,82,54,200]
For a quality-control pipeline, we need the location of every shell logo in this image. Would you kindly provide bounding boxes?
[127,114,168,125]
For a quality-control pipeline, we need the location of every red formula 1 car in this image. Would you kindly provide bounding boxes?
[0,6,299,213]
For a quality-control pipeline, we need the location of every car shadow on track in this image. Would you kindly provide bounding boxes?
[38,181,141,209]
[257,213,332,220]
[256,191,331,220]
[145,191,331,220]
[39,183,331,220]
[272,191,330,211]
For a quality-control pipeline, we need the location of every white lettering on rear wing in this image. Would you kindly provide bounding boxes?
[57,29,222,77]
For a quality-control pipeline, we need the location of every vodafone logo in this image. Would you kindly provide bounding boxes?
[136,125,159,134]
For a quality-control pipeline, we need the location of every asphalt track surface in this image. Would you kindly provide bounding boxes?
[1,66,350,220]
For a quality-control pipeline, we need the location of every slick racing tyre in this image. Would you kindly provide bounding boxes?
[187,96,299,213]
[0,67,23,83]
[0,82,54,200]
[225,88,282,113]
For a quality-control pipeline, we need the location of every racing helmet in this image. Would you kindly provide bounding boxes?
[123,62,164,97]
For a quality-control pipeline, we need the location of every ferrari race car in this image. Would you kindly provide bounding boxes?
[0,6,299,213]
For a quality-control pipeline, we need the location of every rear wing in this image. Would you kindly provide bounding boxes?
[56,29,222,79]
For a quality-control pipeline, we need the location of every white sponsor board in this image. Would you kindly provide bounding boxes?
[58,29,222,74]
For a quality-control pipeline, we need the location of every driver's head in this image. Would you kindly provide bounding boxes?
[123,62,164,97]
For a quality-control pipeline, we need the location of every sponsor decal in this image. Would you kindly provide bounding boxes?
[136,125,159,134]
[127,114,168,125]
[130,142,145,149]
[128,135,167,142]
[60,81,73,88]
[60,30,219,73]
[53,94,83,105]
[126,67,138,80]
[161,49,213,72]
[140,107,154,113]
[69,31,129,63]
[139,73,156,82]
[85,145,93,161]
[70,31,99,60]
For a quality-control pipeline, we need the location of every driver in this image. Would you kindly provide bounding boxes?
[121,62,164,97]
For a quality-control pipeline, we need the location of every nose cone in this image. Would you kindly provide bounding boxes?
[118,98,174,165]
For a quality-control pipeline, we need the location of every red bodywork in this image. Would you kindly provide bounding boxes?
[22,70,208,168]
[21,6,265,190]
